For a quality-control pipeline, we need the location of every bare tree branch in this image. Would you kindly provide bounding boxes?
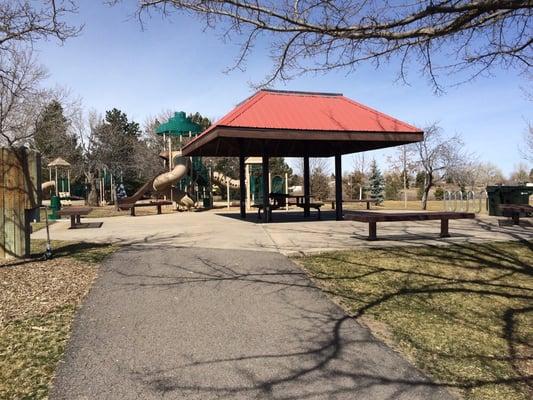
[122,0,532,92]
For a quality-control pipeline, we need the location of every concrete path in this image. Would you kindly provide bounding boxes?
[51,246,453,400]
[33,210,532,255]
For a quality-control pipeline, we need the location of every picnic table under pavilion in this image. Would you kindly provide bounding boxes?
[182,89,423,222]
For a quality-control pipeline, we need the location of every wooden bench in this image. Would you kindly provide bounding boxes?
[499,204,533,225]
[57,206,93,228]
[251,203,281,220]
[296,201,324,219]
[344,211,475,241]
[120,200,173,216]
[329,199,379,210]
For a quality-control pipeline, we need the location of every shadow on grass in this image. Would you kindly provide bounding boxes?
[0,240,118,269]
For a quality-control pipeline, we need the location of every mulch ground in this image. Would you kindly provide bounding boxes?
[0,257,98,325]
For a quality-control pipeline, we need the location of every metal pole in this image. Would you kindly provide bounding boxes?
[335,155,343,220]
[285,172,289,211]
[246,164,251,211]
[403,146,407,209]
[239,155,246,218]
[262,155,270,222]
[67,169,71,194]
[303,156,310,217]
[226,177,230,209]
[54,166,58,196]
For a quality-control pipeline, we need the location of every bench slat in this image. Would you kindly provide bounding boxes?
[345,211,475,222]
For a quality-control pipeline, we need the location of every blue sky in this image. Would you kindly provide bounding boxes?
[35,1,531,176]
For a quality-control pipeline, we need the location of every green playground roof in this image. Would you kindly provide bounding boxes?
[156,112,202,136]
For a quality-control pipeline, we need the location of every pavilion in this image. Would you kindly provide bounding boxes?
[181,89,423,222]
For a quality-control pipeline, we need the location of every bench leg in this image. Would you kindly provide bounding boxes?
[368,221,377,241]
[157,205,162,214]
[317,207,321,220]
[331,201,335,210]
[130,207,135,217]
[70,215,76,229]
[366,202,370,210]
[512,213,520,225]
[440,219,450,238]
[76,215,81,224]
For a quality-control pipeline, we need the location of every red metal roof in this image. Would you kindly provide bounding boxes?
[204,89,420,134]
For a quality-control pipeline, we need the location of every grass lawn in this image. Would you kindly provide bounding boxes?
[0,240,117,399]
[295,240,532,400]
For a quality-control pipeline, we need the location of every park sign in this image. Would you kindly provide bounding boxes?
[156,112,202,137]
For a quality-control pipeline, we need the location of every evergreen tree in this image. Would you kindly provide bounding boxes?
[368,160,385,204]
[188,112,211,131]
[33,100,83,179]
[269,157,292,177]
[93,108,143,189]
[384,171,402,200]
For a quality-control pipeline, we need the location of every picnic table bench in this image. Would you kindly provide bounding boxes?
[499,204,533,225]
[344,211,475,241]
[329,199,379,210]
[253,193,324,221]
[119,200,173,216]
[57,206,93,228]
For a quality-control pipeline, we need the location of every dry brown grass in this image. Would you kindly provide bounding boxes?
[295,241,533,400]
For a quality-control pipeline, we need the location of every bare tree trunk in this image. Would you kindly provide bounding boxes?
[86,172,99,207]
[421,173,433,210]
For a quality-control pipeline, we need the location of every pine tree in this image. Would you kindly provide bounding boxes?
[368,160,385,204]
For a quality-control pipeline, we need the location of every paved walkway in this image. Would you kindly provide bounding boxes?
[51,247,453,400]
[33,210,531,255]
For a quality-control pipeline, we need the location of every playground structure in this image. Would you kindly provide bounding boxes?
[117,112,207,210]
[41,157,71,202]
[443,190,488,213]
[1,147,41,259]
[211,157,289,210]
[118,112,289,212]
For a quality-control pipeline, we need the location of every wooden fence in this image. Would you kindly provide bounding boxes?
[1,147,41,259]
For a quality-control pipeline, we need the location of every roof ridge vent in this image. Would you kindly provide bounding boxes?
[261,89,343,97]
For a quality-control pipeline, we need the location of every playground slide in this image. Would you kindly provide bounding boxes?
[41,180,55,191]
[212,171,240,189]
[153,151,189,191]
[119,151,194,209]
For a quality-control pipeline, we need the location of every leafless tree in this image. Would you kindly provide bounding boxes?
[125,0,532,91]
[509,162,530,183]
[520,122,533,163]
[0,1,80,148]
[410,123,465,209]
[70,110,102,206]
[0,50,49,147]
[352,152,368,199]
[0,0,80,56]
[387,145,418,207]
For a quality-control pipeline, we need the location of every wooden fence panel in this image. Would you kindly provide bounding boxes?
[1,147,40,259]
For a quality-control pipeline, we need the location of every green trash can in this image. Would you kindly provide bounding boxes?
[486,185,533,216]
[202,197,212,209]
[49,195,61,220]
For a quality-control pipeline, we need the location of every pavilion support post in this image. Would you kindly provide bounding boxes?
[303,156,310,217]
[262,155,270,222]
[239,155,246,219]
[335,155,343,220]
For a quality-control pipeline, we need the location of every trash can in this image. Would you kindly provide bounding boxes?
[202,197,212,209]
[49,195,61,220]
[486,185,533,216]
